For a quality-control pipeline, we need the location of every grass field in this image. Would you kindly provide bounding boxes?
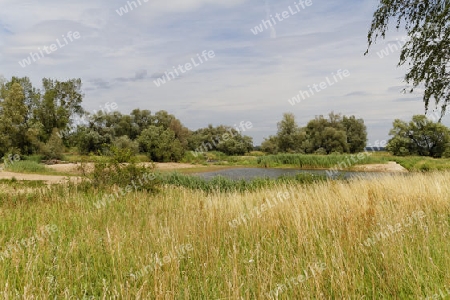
[0,172,449,298]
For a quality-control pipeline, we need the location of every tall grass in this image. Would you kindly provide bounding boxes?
[0,172,448,298]
[4,160,49,173]
[157,172,326,193]
[257,153,391,168]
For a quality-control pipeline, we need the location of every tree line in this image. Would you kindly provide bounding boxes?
[261,112,367,155]
[0,77,253,162]
[2,76,449,162]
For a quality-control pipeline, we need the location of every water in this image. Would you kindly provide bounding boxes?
[193,167,389,181]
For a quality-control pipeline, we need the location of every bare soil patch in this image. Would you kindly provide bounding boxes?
[0,171,82,184]
[351,161,408,172]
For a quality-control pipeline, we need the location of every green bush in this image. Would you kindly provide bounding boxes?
[40,129,65,160]
[109,146,136,163]
[83,159,159,193]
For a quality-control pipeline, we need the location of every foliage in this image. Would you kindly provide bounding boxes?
[366,0,450,115]
[261,135,279,154]
[83,159,159,192]
[188,124,253,156]
[0,82,27,157]
[137,126,184,162]
[39,128,65,160]
[276,113,305,153]
[109,146,136,164]
[387,115,450,157]
[0,77,84,157]
[112,135,139,156]
[257,153,389,168]
[262,112,367,154]
[343,115,367,153]
[75,127,111,155]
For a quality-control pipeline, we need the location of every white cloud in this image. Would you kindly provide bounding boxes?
[0,0,442,145]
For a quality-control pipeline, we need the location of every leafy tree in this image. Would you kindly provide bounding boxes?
[276,113,304,152]
[303,113,348,154]
[0,82,27,156]
[366,0,450,117]
[130,109,152,139]
[138,126,184,162]
[261,135,279,154]
[153,110,175,129]
[169,118,190,149]
[75,127,111,155]
[343,115,367,153]
[264,112,366,155]
[387,115,450,157]
[188,124,253,156]
[36,78,84,140]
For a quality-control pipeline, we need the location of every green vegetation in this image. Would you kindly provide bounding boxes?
[0,172,448,298]
[0,178,45,188]
[157,172,326,193]
[257,153,390,169]
[262,112,368,154]
[387,115,450,157]
[4,160,51,174]
[0,78,255,162]
[390,155,450,172]
[367,0,449,115]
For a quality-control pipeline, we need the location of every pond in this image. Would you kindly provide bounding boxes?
[193,167,393,181]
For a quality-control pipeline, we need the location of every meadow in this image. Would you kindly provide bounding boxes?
[0,170,449,299]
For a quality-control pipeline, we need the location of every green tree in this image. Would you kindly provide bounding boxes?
[36,78,84,141]
[75,127,111,155]
[366,0,450,117]
[188,124,253,156]
[343,115,367,153]
[138,126,184,162]
[303,114,348,154]
[130,109,152,139]
[264,112,366,155]
[276,113,303,152]
[0,82,27,156]
[261,135,279,154]
[387,115,450,157]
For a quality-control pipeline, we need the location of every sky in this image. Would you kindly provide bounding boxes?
[1,0,448,145]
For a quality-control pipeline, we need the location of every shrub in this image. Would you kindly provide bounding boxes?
[40,129,65,160]
[82,159,159,193]
[113,136,139,155]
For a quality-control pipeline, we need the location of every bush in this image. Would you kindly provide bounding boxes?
[109,146,136,163]
[82,159,159,193]
[40,129,65,160]
[314,148,327,155]
[113,136,139,155]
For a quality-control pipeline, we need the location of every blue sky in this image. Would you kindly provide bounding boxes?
[1,0,448,145]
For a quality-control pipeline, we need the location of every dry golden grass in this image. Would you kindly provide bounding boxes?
[0,172,449,298]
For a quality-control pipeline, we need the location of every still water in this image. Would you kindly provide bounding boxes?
[193,167,391,181]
